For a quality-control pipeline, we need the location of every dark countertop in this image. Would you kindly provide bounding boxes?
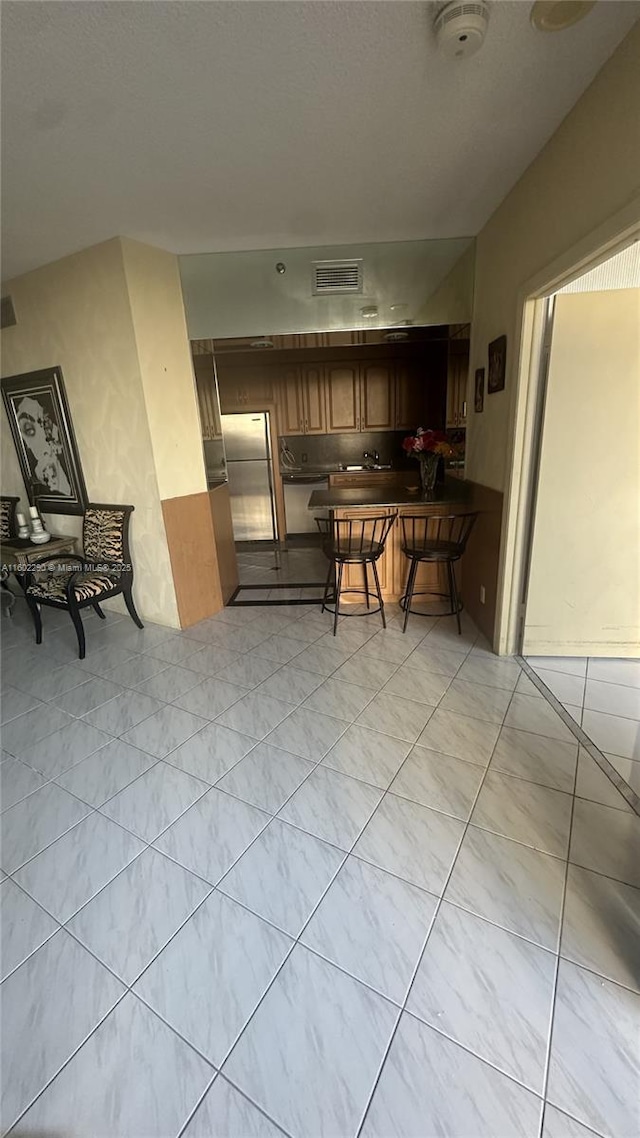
[308,479,472,510]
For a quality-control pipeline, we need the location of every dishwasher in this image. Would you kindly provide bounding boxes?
[283,474,329,536]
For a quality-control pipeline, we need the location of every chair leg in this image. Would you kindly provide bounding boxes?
[448,559,462,635]
[402,558,419,634]
[25,595,43,645]
[371,560,385,629]
[321,560,333,613]
[93,603,106,620]
[123,586,144,629]
[68,603,86,659]
[333,562,343,636]
[363,562,370,609]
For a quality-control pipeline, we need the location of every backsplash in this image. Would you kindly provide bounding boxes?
[279,431,411,470]
[279,430,464,471]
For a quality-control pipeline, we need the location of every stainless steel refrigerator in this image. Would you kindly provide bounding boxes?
[221,412,278,542]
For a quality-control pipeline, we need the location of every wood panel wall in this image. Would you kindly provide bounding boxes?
[208,484,239,604]
[461,480,504,647]
[162,490,236,627]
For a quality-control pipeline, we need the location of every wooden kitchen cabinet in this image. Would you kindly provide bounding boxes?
[278,367,304,433]
[324,363,360,432]
[192,353,222,440]
[277,364,326,435]
[360,364,395,431]
[395,363,426,430]
[334,508,396,596]
[301,365,326,433]
[446,340,469,428]
[216,366,275,413]
[324,361,395,434]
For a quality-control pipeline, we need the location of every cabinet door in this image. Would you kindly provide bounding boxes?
[360,364,394,431]
[278,367,304,435]
[335,509,394,597]
[324,364,360,432]
[395,364,425,430]
[302,365,326,433]
[193,354,222,439]
[447,342,469,427]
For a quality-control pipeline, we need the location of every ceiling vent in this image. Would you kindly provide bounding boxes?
[312,259,363,296]
[1,296,17,329]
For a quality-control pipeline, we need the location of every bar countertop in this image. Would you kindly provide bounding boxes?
[308,478,472,510]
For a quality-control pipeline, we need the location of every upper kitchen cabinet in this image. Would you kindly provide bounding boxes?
[301,365,326,433]
[360,363,395,431]
[324,363,361,432]
[192,352,222,440]
[277,364,326,435]
[395,363,425,430]
[216,364,275,413]
[278,366,304,434]
[446,339,470,428]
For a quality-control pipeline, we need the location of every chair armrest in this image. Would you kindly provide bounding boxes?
[22,553,87,584]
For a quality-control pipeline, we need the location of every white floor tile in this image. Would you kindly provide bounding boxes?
[0,878,59,981]
[14,993,213,1138]
[408,901,555,1091]
[361,1011,541,1138]
[67,847,210,984]
[302,856,437,1003]
[134,891,291,1065]
[224,945,397,1138]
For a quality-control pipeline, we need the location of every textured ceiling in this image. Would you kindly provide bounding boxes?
[1,0,638,280]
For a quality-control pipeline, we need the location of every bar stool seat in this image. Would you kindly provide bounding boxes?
[399,512,478,634]
[317,513,397,635]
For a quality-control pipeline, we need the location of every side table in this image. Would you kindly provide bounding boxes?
[1,534,79,615]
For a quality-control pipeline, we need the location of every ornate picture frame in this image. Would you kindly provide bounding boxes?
[1,366,88,515]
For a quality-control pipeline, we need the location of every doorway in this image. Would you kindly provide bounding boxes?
[512,242,640,778]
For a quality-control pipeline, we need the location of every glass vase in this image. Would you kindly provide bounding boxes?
[418,452,439,496]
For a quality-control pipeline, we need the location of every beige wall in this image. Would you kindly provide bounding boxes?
[524,289,640,656]
[1,238,181,626]
[121,239,206,501]
[467,23,640,494]
[417,243,475,327]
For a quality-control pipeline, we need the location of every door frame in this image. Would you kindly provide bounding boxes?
[494,199,640,655]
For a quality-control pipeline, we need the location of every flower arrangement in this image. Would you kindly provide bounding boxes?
[402,429,453,495]
[401,428,452,458]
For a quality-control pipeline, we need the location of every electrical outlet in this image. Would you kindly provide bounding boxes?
[480,585,486,604]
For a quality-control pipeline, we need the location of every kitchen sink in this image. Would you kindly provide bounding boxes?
[338,463,393,471]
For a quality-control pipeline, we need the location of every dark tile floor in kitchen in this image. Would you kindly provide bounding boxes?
[235,540,328,602]
[1,596,638,1137]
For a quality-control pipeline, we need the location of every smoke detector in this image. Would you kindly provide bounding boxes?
[434,2,489,59]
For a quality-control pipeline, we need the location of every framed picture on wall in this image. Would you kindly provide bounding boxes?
[487,335,507,394]
[1,366,88,515]
[474,368,485,413]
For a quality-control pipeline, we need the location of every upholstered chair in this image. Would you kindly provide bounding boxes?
[23,502,143,658]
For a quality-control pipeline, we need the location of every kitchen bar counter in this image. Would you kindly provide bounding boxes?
[308,478,473,605]
[308,479,471,510]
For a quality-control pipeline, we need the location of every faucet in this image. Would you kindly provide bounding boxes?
[363,450,379,468]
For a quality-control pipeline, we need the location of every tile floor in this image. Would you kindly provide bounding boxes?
[235,541,328,601]
[1,598,639,1137]
[527,655,640,799]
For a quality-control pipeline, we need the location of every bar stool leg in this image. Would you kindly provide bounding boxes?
[363,562,370,609]
[333,561,343,636]
[321,559,333,613]
[371,560,385,629]
[402,557,419,634]
[447,558,462,635]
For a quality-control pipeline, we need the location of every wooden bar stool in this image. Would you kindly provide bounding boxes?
[317,513,397,635]
[399,512,478,634]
